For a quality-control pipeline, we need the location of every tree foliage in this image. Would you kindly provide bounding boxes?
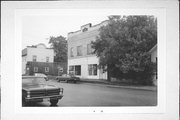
[49,35,67,62]
[91,15,157,85]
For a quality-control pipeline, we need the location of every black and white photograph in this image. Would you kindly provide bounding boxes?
[22,14,157,107]
[1,1,179,120]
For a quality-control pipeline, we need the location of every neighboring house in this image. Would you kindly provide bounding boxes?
[22,43,67,76]
[67,21,108,80]
[149,44,157,86]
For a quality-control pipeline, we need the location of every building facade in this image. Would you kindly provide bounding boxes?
[67,21,108,80]
[22,43,66,76]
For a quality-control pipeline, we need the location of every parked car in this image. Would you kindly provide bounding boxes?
[34,73,48,81]
[22,76,63,106]
[56,74,80,83]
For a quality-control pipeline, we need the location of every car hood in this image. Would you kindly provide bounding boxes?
[23,84,59,91]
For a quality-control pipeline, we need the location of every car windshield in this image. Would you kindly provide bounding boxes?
[22,77,46,86]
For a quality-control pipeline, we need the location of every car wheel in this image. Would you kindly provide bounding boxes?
[22,98,31,106]
[50,99,59,106]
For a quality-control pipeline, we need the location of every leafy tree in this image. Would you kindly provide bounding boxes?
[92,15,157,85]
[49,36,67,62]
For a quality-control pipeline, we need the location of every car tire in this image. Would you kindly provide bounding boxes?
[50,99,58,106]
[22,97,26,106]
[22,98,30,106]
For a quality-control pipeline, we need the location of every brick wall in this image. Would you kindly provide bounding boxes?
[26,62,67,76]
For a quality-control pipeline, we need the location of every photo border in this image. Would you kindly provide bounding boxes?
[1,1,178,120]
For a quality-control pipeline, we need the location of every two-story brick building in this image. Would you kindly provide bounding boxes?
[67,21,108,80]
[22,43,67,76]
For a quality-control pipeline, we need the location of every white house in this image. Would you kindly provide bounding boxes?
[22,43,54,75]
[149,44,157,63]
[149,44,157,86]
[67,21,108,80]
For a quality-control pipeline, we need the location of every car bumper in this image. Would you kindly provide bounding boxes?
[25,95,63,103]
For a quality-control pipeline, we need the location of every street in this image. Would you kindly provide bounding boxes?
[25,80,157,107]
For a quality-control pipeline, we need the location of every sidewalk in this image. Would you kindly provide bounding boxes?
[79,79,157,91]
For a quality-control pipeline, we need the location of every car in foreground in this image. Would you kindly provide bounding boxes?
[22,76,63,106]
[56,74,80,83]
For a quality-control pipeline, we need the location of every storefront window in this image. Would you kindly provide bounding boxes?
[88,64,97,76]
[69,65,81,75]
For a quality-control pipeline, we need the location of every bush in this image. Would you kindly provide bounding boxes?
[128,62,156,85]
[112,62,156,85]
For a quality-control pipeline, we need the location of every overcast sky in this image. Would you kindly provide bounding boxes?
[22,15,109,49]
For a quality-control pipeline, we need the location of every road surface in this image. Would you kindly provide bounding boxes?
[24,80,157,107]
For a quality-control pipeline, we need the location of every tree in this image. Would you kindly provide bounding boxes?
[91,15,157,85]
[48,36,67,62]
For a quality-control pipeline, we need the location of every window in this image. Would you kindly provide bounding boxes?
[70,47,74,57]
[69,65,81,75]
[34,67,38,72]
[45,67,49,72]
[32,55,37,62]
[46,57,49,62]
[75,65,81,75]
[69,66,75,75]
[77,46,82,56]
[59,67,63,72]
[87,43,93,55]
[88,64,97,76]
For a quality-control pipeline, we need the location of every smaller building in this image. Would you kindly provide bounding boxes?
[149,44,157,86]
[22,43,67,76]
[26,61,67,76]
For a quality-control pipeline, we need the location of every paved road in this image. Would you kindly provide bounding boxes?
[25,80,157,107]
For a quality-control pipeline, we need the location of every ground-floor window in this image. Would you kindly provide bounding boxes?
[88,64,97,76]
[34,67,38,72]
[45,67,49,72]
[69,65,81,76]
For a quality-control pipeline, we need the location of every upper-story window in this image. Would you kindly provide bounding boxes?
[32,55,37,62]
[77,45,83,56]
[70,47,74,57]
[46,57,49,62]
[87,43,93,55]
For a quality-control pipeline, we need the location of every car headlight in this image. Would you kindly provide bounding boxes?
[27,91,31,98]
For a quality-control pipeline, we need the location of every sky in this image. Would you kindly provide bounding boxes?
[22,14,109,49]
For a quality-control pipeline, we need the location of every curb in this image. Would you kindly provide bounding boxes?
[79,80,157,91]
[50,79,157,91]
